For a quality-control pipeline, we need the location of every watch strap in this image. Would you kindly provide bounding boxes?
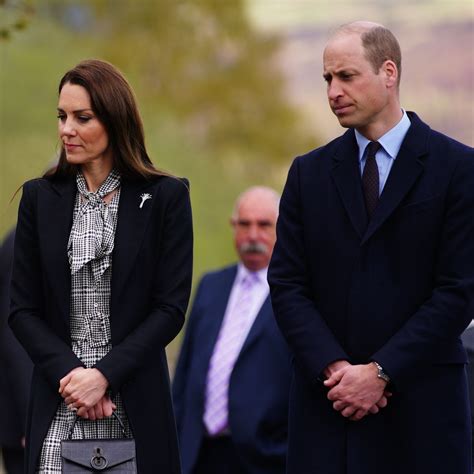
[374,361,390,383]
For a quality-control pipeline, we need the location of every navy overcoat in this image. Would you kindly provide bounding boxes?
[268,113,474,474]
[10,174,193,474]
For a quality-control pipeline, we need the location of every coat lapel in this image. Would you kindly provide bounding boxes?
[361,114,429,244]
[42,178,76,324]
[330,130,368,239]
[111,179,156,298]
[237,295,272,358]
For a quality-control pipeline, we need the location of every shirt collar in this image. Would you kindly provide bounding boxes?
[355,109,411,162]
[236,263,268,285]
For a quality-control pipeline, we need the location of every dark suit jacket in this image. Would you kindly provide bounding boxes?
[9,174,193,474]
[172,265,291,474]
[268,112,474,474]
[0,229,32,447]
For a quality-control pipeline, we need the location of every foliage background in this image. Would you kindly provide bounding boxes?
[0,1,472,378]
[0,0,315,268]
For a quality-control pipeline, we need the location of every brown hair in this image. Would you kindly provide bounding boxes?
[361,26,402,86]
[45,59,167,180]
[332,22,402,87]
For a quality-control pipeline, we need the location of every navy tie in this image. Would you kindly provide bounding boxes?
[362,141,381,219]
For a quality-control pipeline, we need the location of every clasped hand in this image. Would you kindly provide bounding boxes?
[59,367,115,420]
[323,361,392,421]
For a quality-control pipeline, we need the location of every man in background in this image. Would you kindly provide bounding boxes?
[173,186,291,474]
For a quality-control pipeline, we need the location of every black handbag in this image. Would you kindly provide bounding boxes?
[60,412,137,473]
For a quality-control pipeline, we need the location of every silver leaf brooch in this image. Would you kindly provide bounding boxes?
[139,193,152,209]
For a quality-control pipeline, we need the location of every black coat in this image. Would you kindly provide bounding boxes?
[269,113,474,474]
[0,229,32,447]
[9,175,193,473]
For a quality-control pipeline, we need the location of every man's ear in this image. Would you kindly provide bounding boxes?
[382,60,398,89]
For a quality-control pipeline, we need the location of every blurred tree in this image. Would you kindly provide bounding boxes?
[0,0,34,40]
[1,0,316,366]
[39,0,316,173]
[1,0,318,280]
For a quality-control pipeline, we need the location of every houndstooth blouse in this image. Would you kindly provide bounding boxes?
[37,170,131,474]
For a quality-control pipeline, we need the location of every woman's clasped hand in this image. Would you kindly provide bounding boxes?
[59,367,115,420]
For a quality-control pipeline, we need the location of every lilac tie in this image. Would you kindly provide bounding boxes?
[203,273,257,435]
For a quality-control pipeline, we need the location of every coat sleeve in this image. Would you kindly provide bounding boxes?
[0,231,33,429]
[268,158,349,383]
[172,275,206,436]
[373,146,474,387]
[9,181,84,390]
[94,178,193,393]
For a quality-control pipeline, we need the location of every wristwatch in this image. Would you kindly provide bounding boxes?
[373,361,390,384]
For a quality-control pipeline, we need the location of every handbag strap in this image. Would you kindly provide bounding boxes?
[67,411,128,439]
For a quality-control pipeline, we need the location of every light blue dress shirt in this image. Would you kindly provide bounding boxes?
[355,110,411,196]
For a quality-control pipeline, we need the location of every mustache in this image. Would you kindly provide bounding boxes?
[239,242,268,254]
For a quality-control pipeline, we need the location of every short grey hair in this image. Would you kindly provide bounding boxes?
[231,186,280,220]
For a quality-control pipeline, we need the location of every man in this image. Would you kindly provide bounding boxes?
[173,186,291,474]
[268,21,474,474]
[0,230,32,474]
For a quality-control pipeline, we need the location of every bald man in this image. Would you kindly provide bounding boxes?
[269,21,474,474]
[173,187,291,474]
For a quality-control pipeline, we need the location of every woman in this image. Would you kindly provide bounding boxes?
[9,59,193,473]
